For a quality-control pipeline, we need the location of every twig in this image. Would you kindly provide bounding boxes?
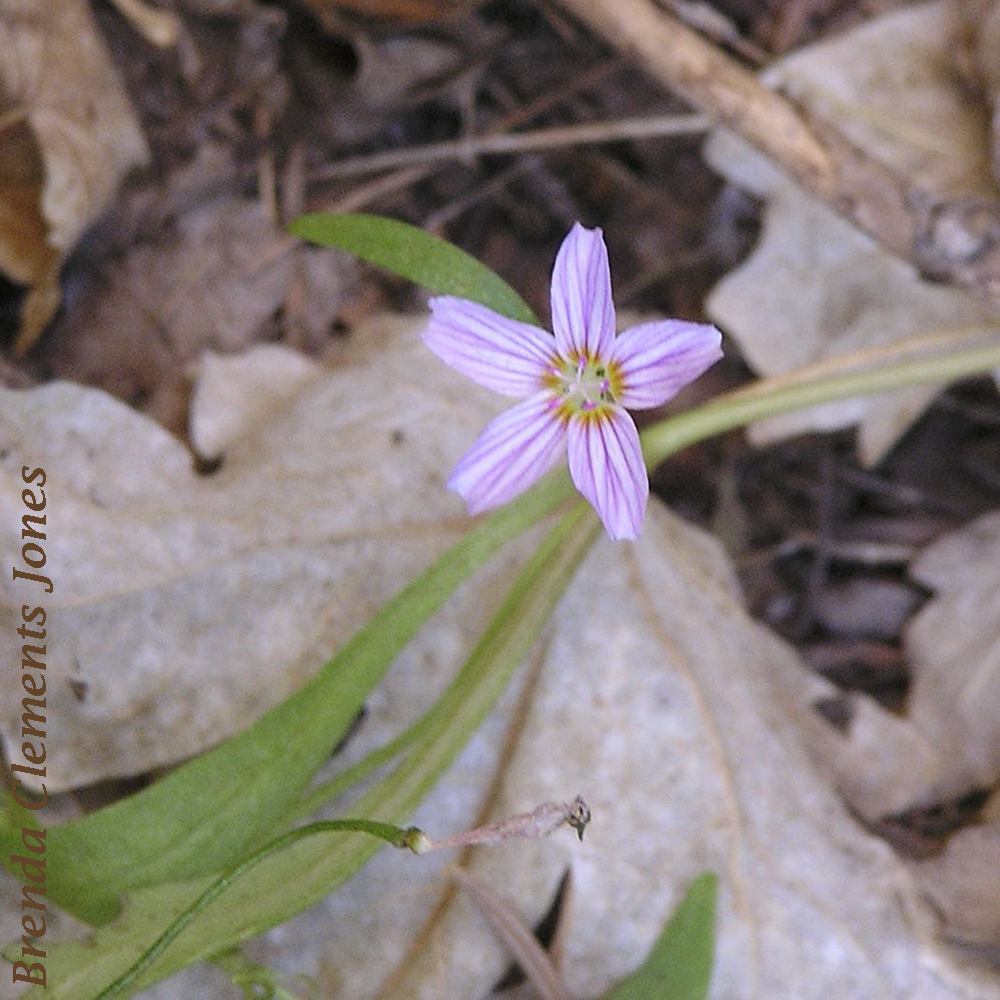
[312,113,711,180]
[553,0,1000,306]
[453,868,575,1000]
[424,159,535,230]
[309,56,626,213]
[668,0,768,64]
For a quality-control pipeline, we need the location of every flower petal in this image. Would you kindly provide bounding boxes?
[449,392,567,514]
[609,319,723,410]
[424,297,557,398]
[567,407,648,540]
[551,223,616,361]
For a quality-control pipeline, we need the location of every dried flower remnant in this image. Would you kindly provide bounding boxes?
[404,796,591,854]
[423,224,722,539]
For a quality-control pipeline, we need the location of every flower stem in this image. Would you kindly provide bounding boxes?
[641,338,1000,468]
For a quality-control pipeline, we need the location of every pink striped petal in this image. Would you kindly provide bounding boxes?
[551,224,616,361]
[424,297,557,398]
[610,319,722,410]
[566,408,648,540]
[448,392,567,514]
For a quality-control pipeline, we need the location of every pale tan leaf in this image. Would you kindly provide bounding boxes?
[306,508,997,999]
[911,818,1000,947]
[826,510,999,813]
[903,510,1000,794]
[705,0,1000,464]
[0,317,530,791]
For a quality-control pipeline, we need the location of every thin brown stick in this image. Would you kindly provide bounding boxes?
[553,0,1000,306]
[312,113,711,180]
[452,869,575,1000]
[309,56,626,213]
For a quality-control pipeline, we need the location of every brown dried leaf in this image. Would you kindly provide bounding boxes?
[46,197,358,433]
[953,0,1000,180]
[705,0,1000,464]
[0,0,149,351]
[809,509,1000,815]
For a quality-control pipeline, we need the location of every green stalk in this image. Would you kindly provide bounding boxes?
[641,339,1000,467]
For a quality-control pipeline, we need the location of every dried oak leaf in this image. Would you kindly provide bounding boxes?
[0,0,149,352]
[705,0,1000,465]
[817,508,1000,823]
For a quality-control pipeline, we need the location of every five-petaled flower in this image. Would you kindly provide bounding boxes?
[422,223,723,540]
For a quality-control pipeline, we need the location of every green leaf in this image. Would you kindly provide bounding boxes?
[604,872,717,1000]
[1,470,574,926]
[288,213,539,325]
[89,818,420,1000]
[8,503,598,999]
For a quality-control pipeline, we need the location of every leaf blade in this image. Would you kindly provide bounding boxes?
[1,471,574,926]
[7,504,599,1000]
[604,872,717,1000]
[288,213,539,325]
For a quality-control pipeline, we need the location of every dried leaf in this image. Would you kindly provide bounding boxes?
[355,504,997,999]
[0,0,149,351]
[705,0,1000,464]
[48,197,358,432]
[911,817,1000,947]
[0,316,525,790]
[353,34,467,108]
[817,509,1000,822]
[953,0,1000,180]
[904,509,1000,795]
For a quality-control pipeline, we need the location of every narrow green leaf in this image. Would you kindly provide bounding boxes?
[1,470,574,926]
[10,503,598,1000]
[288,213,539,325]
[90,818,421,1000]
[604,872,717,1000]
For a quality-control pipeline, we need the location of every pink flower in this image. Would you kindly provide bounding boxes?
[423,223,722,540]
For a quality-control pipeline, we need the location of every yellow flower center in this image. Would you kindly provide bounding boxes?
[545,352,622,419]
